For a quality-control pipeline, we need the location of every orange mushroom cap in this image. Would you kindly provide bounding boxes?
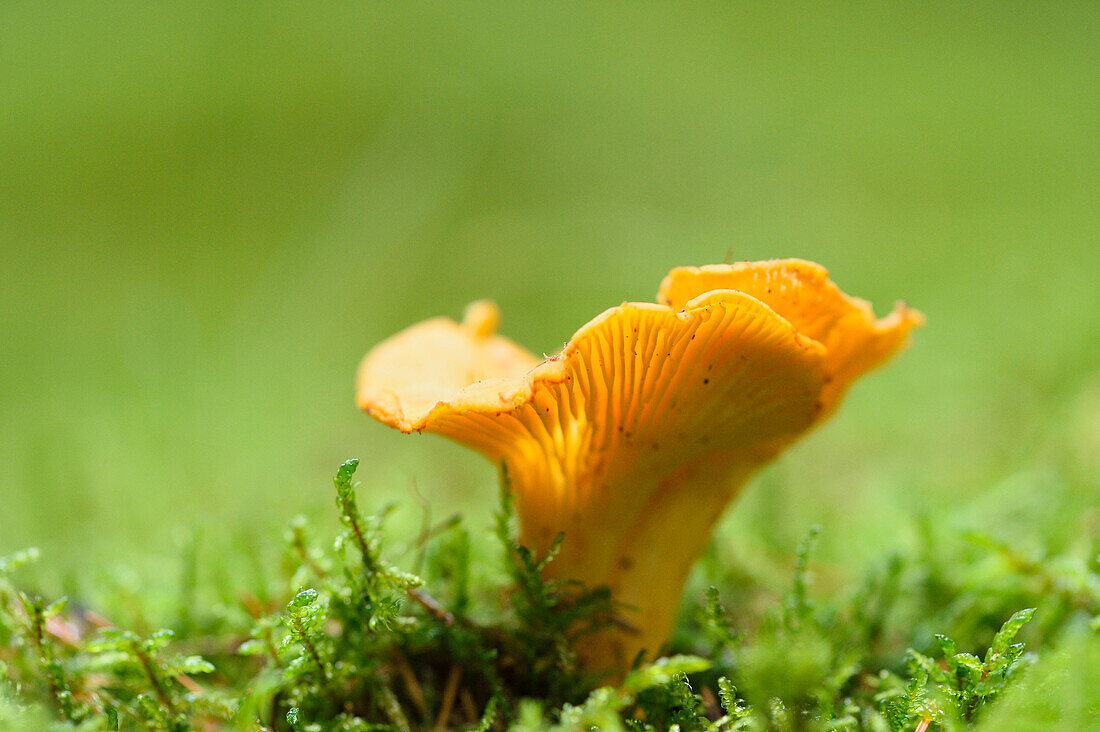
[356,260,922,676]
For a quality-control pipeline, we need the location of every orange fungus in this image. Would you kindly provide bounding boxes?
[356,260,923,675]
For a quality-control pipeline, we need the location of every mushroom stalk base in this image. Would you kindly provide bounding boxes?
[522,449,764,678]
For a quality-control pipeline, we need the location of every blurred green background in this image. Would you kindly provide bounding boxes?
[2,2,1098,590]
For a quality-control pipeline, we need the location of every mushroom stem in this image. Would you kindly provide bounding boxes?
[521,446,770,674]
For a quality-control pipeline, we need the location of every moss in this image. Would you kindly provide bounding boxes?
[1,460,1098,731]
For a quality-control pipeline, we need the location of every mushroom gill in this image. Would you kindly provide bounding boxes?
[356,259,923,675]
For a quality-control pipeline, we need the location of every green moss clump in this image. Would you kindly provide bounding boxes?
[2,460,1098,730]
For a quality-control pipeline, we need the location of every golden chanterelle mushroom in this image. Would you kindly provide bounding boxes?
[357,260,922,675]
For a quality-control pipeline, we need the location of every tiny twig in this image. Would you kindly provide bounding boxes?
[593,610,641,635]
[44,615,81,647]
[239,591,267,619]
[434,665,462,730]
[173,673,203,695]
[700,686,721,719]
[459,688,478,725]
[391,648,428,720]
[407,587,455,626]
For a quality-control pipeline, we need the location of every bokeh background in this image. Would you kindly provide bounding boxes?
[2,3,1098,595]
